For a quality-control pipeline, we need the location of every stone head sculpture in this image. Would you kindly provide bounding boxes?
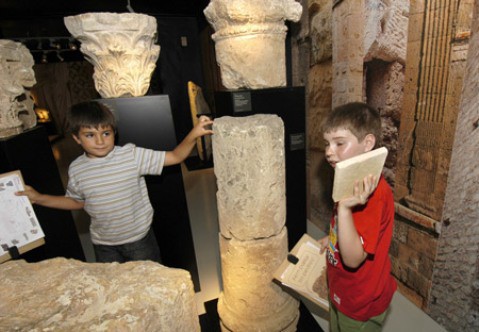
[64,13,160,98]
[0,39,37,138]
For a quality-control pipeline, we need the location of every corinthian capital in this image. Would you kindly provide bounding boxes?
[64,13,160,98]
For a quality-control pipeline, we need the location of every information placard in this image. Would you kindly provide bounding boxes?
[0,170,45,263]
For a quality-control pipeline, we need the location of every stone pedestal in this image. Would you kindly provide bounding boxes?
[213,114,299,331]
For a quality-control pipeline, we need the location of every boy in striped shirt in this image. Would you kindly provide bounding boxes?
[17,101,213,263]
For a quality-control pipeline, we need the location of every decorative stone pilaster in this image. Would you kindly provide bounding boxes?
[204,0,302,90]
[0,39,37,138]
[213,115,299,332]
[64,13,160,98]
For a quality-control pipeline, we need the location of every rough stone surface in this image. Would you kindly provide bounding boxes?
[64,13,160,98]
[217,228,299,332]
[213,114,299,331]
[213,114,286,240]
[364,0,409,64]
[0,258,200,332]
[204,0,302,89]
[428,1,479,330]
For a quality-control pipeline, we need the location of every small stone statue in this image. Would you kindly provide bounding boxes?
[0,39,37,139]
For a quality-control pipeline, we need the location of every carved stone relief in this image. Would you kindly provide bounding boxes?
[204,0,302,90]
[0,39,37,138]
[64,13,160,98]
[213,115,299,331]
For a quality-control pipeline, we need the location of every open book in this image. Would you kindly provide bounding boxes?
[332,147,388,202]
[0,170,45,263]
[273,233,329,311]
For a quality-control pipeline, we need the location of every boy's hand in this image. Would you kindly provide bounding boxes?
[15,185,41,204]
[338,174,377,210]
[192,116,214,138]
[318,236,329,254]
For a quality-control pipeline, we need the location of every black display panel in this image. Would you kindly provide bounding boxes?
[99,95,177,150]
[97,95,200,291]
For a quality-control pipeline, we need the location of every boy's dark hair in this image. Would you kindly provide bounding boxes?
[68,101,117,135]
[321,102,382,148]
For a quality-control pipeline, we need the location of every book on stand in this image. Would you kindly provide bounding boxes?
[273,233,329,311]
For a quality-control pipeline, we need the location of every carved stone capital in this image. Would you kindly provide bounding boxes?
[64,13,160,98]
[204,0,302,89]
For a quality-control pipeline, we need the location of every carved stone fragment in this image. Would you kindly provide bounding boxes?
[204,0,302,89]
[64,13,160,98]
[0,258,200,332]
[0,39,37,138]
[218,228,300,332]
[213,114,286,240]
[213,115,299,331]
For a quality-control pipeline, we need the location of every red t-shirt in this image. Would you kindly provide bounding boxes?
[326,176,397,321]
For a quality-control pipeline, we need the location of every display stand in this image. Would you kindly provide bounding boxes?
[0,126,85,262]
[214,87,307,248]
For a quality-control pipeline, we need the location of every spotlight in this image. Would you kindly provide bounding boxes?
[68,38,78,50]
[41,51,48,64]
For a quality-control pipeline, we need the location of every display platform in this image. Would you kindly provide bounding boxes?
[199,298,324,332]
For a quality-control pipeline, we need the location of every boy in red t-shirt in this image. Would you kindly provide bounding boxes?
[319,102,397,331]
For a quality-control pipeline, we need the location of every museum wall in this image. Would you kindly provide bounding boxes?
[289,0,478,331]
[428,1,479,329]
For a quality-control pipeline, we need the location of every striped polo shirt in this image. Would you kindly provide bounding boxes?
[66,143,165,245]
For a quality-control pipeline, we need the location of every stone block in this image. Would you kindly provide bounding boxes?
[213,114,286,240]
[0,258,200,331]
[217,228,299,332]
[407,227,438,260]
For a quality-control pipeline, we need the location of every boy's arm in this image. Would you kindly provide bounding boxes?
[16,185,84,210]
[336,175,376,268]
[164,115,213,166]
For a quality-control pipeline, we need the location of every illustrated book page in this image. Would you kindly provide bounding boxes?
[0,170,45,263]
[332,146,388,202]
[273,233,329,311]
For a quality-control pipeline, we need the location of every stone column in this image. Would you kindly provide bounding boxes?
[204,0,302,90]
[332,0,365,107]
[213,115,299,332]
[64,13,160,98]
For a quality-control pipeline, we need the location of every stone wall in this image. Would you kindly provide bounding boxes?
[391,0,475,312]
[301,0,408,232]
[291,0,478,330]
[427,1,479,330]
